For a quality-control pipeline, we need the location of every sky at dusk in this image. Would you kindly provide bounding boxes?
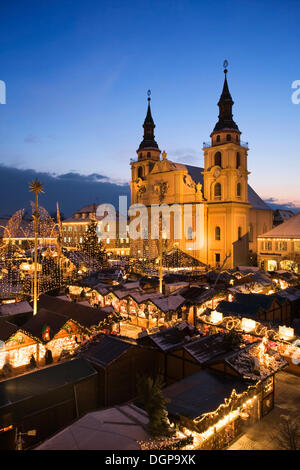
[0,0,299,215]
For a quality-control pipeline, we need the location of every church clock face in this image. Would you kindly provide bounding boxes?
[213,168,221,178]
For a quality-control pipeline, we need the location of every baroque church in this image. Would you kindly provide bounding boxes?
[130,67,273,269]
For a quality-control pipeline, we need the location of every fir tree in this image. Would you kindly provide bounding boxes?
[137,374,174,437]
[80,219,106,265]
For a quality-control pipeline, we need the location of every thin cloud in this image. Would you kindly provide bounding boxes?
[24,134,40,144]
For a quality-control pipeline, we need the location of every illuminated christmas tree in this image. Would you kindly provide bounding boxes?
[80,218,107,266]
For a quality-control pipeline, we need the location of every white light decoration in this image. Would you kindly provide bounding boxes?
[279,325,294,341]
[241,317,256,332]
[210,310,223,324]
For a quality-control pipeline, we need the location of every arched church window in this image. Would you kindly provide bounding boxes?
[216,135,220,142]
[187,226,193,240]
[226,134,231,141]
[214,183,222,199]
[147,152,151,158]
[215,226,221,240]
[249,223,253,242]
[237,182,241,197]
[214,152,222,167]
[238,226,242,240]
[137,166,143,178]
[236,152,241,168]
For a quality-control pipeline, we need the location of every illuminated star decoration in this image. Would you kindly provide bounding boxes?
[29,178,44,195]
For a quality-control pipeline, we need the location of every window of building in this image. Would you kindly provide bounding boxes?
[237,182,241,197]
[215,253,220,263]
[249,223,253,242]
[226,134,231,141]
[238,226,242,240]
[79,237,83,243]
[106,238,110,244]
[216,135,220,142]
[236,152,241,168]
[295,241,300,251]
[187,226,193,240]
[68,226,72,231]
[279,241,287,251]
[214,182,222,199]
[214,152,222,167]
[63,237,66,243]
[147,152,151,158]
[215,226,221,240]
[137,166,143,178]
[263,241,272,251]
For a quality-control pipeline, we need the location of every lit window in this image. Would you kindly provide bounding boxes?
[187,227,193,240]
[214,152,222,167]
[106,238,110,244]
[279,241,287,251]
[214,183,221,199]
[215,226,221,240]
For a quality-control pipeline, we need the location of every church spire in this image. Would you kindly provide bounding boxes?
[138,90,159,151]
[212,61,240,133]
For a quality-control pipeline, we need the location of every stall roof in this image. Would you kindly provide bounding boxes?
[138,322,200,352]
[21,307,70,342]
[163,369,247,419]
[0,301,32,317]
[38,294,111,329]
[0,358,97,410]
[183,334,234,365]
[0,321,19,342]
[226,343,288,381]
[80,335,133,368]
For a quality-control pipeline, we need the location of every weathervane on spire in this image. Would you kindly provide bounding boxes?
[223,59,228,74]
[147,89,151,102]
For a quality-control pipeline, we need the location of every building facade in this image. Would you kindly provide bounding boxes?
[62,204,130,257]
[130,68,273,268]
[257,211,300,272]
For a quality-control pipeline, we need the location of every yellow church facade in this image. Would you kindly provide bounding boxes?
[130,69,273,269]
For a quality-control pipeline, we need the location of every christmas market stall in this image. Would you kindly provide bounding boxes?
[78,334,155,407]
[137,322,201,384]
[38,294,121,336]
[20,308,81,364]
[0,358,98,449]
[0,321,40,377]
[163,336,288,451]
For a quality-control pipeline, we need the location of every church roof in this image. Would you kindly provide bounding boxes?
[259,211,300,238]
[172,163,270,211]
[213,69,239,133]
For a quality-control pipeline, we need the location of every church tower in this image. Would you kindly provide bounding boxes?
[130,91,161,205]
[202,62,250,268]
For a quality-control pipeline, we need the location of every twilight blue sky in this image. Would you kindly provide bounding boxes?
[0,0,299,215]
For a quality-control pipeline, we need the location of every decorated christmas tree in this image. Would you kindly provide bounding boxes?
[80,218,107,265]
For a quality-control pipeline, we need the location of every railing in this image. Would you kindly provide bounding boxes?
[203,140,249,149]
